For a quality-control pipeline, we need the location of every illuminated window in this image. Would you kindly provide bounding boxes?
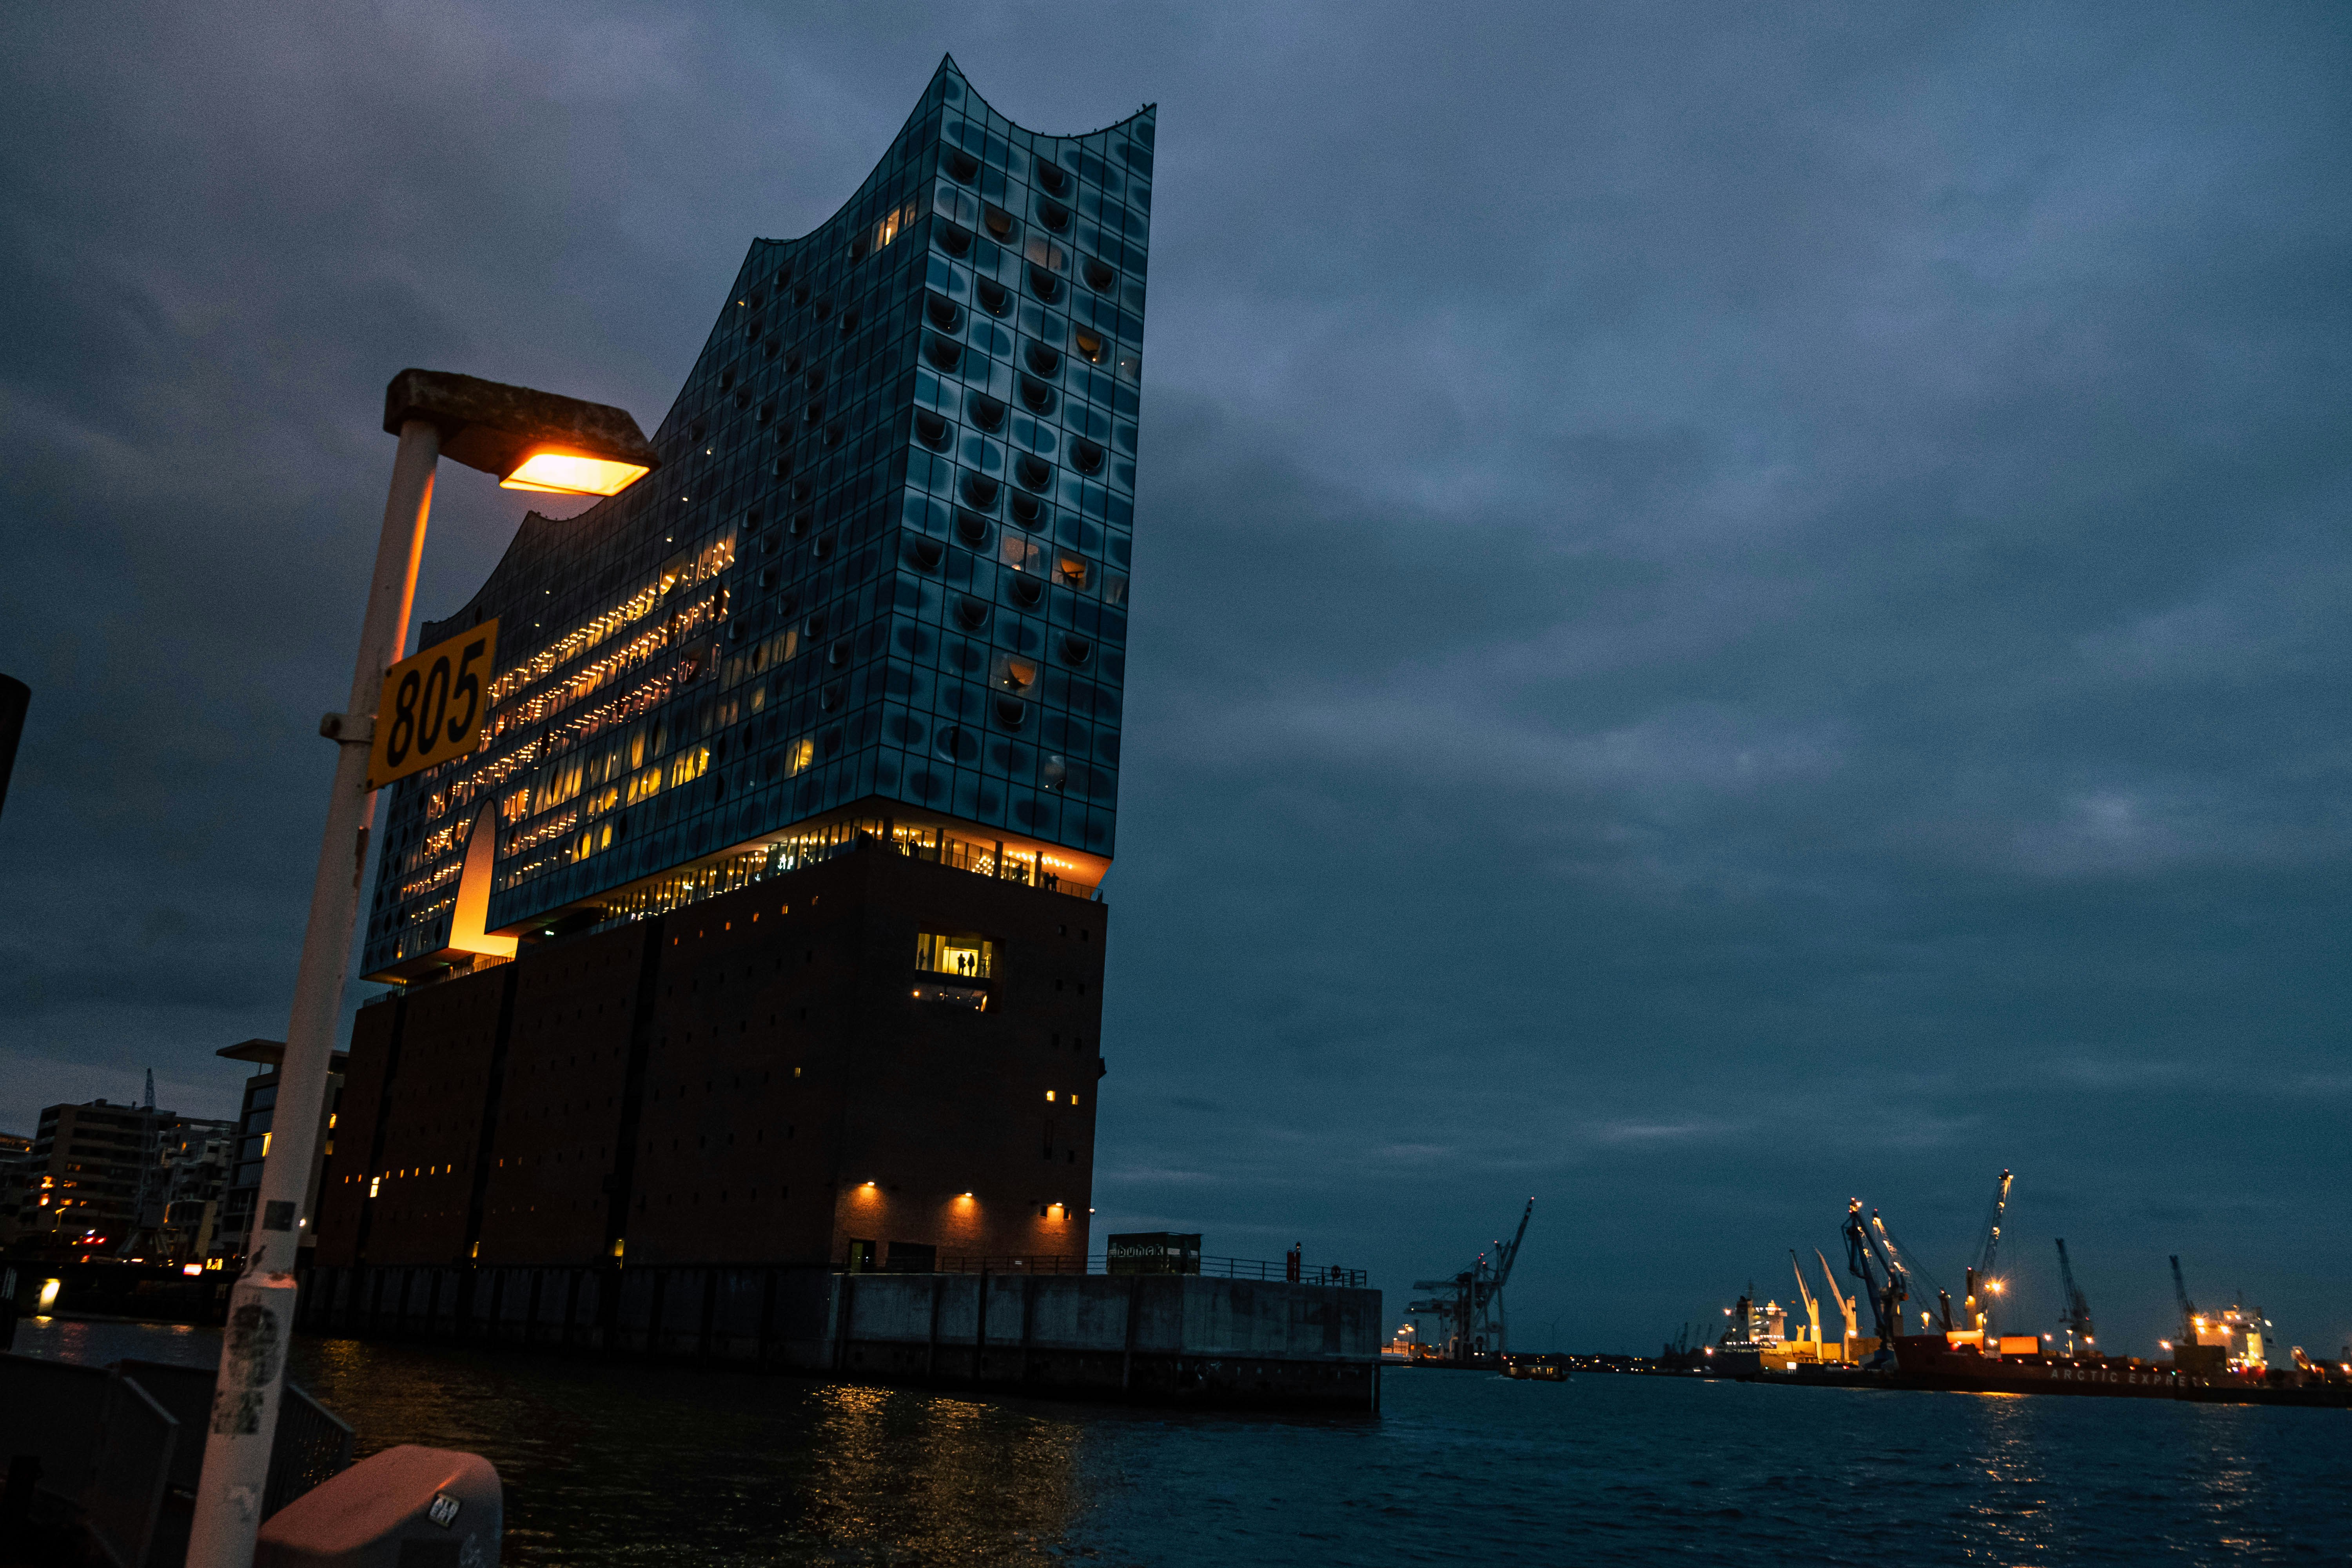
[915,931,993,980]
[567,821,616,863]
[870,200,914,253]
[542,757,586,809]
[1073,329,1105,363]
[669,745,710,788]
[1056,555,1088,589]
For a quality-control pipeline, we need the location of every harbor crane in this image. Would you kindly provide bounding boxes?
[1788,1251,1822,1347]
[1963,1169,2014,1340]
[1842,1199,1909,1367]
[2055,1238,2094,1355]
[1815,1248,1858,1345]
[2169,1255,2198,1345]
[1408,1198,1534,1363]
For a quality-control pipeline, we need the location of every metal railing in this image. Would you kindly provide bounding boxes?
[920,1254,1368,1289]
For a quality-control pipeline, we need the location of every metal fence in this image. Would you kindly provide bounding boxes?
[81,1374,174,1568]
[925,1254,1368,1289]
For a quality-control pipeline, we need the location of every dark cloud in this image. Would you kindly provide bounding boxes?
[2,1,2345,1355]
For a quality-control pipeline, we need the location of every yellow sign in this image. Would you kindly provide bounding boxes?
[370,621,499,788]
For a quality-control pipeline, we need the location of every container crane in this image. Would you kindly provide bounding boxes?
[1842,1199,1908,1367]
[2054,1238,2094,1355]
[2170,1254,2197,1345]
[1408,1198,1534,1364]
[1962,1168,2013,1340]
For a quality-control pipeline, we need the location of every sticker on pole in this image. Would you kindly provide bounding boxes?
[370,621,499,788]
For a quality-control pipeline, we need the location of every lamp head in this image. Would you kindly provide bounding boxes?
[384,368,659,496]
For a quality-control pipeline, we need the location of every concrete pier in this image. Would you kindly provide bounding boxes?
[296,1263,1383,1411]
[831,1272,1382,1409]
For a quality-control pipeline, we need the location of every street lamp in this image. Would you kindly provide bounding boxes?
[187,369,655,1568]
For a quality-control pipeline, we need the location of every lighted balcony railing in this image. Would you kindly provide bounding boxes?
[887,827,1097,900]
[383,820,1100,995]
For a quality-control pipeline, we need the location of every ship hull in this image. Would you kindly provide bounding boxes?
[1754,1336,2349,1407]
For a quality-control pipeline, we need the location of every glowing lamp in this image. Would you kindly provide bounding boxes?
[384,369,660,501]
[501,448,654,496]
[182,1263,204,1276]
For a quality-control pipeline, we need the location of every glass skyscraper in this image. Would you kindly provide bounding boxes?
[363,57,1152,982]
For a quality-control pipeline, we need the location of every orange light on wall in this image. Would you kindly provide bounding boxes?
[501,448,654,497]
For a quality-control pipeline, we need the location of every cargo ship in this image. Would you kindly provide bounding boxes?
[1753,1334,2351,1407]
[1676,1187,2352,1408]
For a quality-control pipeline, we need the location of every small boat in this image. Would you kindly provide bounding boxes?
[1502,1355,1569,1382]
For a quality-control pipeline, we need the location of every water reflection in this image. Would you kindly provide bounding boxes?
[15,1321,2347,1565]
[288,1339,1092,1566]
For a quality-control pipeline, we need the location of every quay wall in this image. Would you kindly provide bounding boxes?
[295,1262,1382,1411]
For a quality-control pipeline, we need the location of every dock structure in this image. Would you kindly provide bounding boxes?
[296,1263,1384,1412]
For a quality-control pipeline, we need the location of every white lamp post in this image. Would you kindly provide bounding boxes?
[185,370,656,1568]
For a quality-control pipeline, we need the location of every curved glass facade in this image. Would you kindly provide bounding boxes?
[363,58,1153,982]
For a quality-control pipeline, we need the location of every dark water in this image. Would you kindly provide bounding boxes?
[18,1319,2351,1564]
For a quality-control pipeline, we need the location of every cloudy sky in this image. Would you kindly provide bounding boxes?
[3,2,2345,1355]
